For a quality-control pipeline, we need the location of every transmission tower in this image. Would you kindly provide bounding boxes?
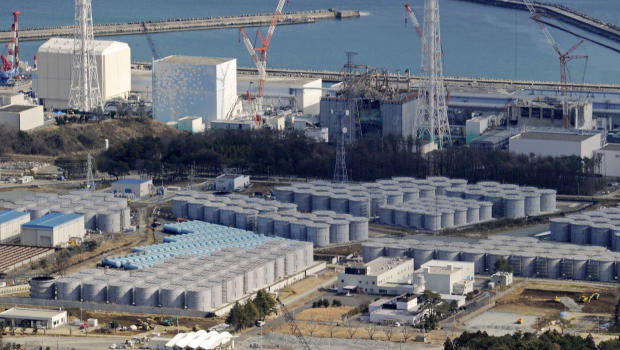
[68,0,103,112]
[406,1,451,148]
[333,110,348,183]
[85,153,94,190]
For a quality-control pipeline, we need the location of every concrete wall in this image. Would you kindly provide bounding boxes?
[598,148,620,177]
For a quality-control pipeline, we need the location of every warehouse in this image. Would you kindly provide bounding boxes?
[175,116,205,134]
[509,131,602,158]
[0,307,67,329]
[215,174,250,193]
[337,257,414,295]
[237,75,322,116]
[21,213,85,247]
[0,210,30,243]
[111,178,152,198]
[0,105,44,131]
[417,260,475,295]
[153,56,237,124]
[597,143,620,177]
[36,38,131,109]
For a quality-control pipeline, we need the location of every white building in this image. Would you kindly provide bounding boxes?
[0,307,67,329]
[597,143,620,178]
[149,330,234,350]
[490,271,513,287]
[21,213,85,247]
[0,105,44,131]
[215,174,250,192]
[237,75,322,115]
[36,37,131,109]
[0,92,26,106]
[368,294,428,325]
[210,120,258,130]
[111,178,152,198]
[0,210,31,243]
[509,131,602,158]
[176,116,205,134]
[153,56,237,124]
[337,257,414,295]
[304,127,329,142]
[417,260,475,296]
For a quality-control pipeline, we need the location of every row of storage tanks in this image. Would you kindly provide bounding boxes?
[550,206,620,252]
[273,177,556,220]
[0,191,131,233]
[362,235,620,282]
[102,221,280,269]
[171,192,369,247]
[377,195,493,231]
[32,240,314,312]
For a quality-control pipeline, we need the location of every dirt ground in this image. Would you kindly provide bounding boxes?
[269,321,425,343]
[278,270,337,301]
[294,306,354,322]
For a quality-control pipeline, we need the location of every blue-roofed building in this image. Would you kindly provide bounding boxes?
[0,210,31,243]
[111,178,152,198]
[21,213,84,247]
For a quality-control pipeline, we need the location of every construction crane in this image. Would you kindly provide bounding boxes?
[141,22,159,60]
[276,298,312,350]
[522,0,587,129]
[0,11,20,84]
[238,0,287,127]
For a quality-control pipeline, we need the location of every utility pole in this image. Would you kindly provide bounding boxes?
[85,153,94,190]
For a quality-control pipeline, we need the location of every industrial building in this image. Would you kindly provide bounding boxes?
[174,116,205,134]
[506,97,594,130]
[209,119,257,130]
[417,260,475,295]
[469,129,515,150]
[237,75,322,115]
[36,37,131,109]
[20,213,85,247]
[509,131,603,158]
[111,178,152,198]
[368,294,427,325]
[550,206,620,252]
[597,144,620,177]
[0,307,67,329]
[153,56,236,124]
[214,174,250,193]
[362,235,620,282]
[0,191,131,233]
[0,210,30,243]
[0,92,26,106]
[337,257,414,295]
[39,221,320,314]
[0,105,44,131]
[172,191,368,247]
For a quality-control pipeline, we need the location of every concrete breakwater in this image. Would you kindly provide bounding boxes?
[0,9,360,42]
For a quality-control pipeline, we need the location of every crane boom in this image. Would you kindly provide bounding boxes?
[404,3,425,44]
[264,0,286,46]
[277,298,312,350]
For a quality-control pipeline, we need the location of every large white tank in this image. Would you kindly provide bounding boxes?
[550,217,572,242]
[523,192,541,216]
[349,217,369,241]
[378,206,394,225]
[186,286,211,312]
[503,195,525,218]
[539,189,557,212]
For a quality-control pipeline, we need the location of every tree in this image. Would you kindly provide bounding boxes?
[327,322,337,338]
[384,323,394,342]
[226,302,245,330]
[254,290,276,319]
[332,299,342,307]
[449,300,458,312]
[305,319,319,337]
[494,257,513,273]
[344,320,357,339]
[366,325,377,340]
[401,326,411,344]
[243,300,260,328]
[443,337,455,350]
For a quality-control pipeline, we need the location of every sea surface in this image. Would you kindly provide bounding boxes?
[2,0,619,84]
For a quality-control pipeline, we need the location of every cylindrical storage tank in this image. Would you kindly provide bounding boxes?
[423,212,441,231]
[440,209,455,228]
[29,276,56,299]
[378,206,394,225]
[203,203,223,224]
[273,255,286,279]
[349,217,369,241]
[542,254,563,279]
[466,205,480,224]
[503,195,525,218]
[329,195,349,214]
[134,283,159,307]
[120,208,131,230]
[159,284,185,309]
[56,278,81,301]
[518,253,537,277]
[453,207,467,226]
[539,189,557,212]
[570,221,590,245]
[274,187,295,203]
[290,220,308,241]
[407,211,423,229]
[589,223,611,247]
[384,191,403,205]
[483,192,504,218]
[219,208,236,227]
[186,286,211,312]
[412,245,435,269]
[588,257,615,282]
[461,249,486,274]
[433,183,451,196]
[311,192,331,211]
[386,244,408,258]
[363,242,385,262]
[550,218,572,242]
[418,186,435,198]
[284,250,296,276]
[187,200,203,220]
[394,208,409,227]
[437,247,460,261]
[370,194,387,217]
[449,179,468,188]
[172,198,188,218]
[330,220,350,244]
[613,230,620,252]
[445,188,464,198]
[348,195,370,218]
[107,280,133,305]
[82,279,107,303]
[257,215,275,235]
[479,202,493,221]
[524,192,541,216]
[464,190,484,201]
[274,218,291,238]
[306,222,330,247]
[28,207,49,219]
[402,188,420,202]
[571,256,588,280]
[294,190,312,212]
[486,251,509,274]
[237,209,258,231]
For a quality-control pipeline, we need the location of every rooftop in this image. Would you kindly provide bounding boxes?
[38,37,129,55]
[157,55,235,66]
[0,307,66,320]
[513,131,597,142]
[237,74,320,86]
[601,143,620,152]
[22,212,83,230]
[113,178,151,185]
[0,210,29,224]
[365,256,411,275]
[0,104,38,113]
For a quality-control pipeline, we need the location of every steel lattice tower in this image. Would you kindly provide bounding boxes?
[414,0,451,148]
[333,110,348,183]
[85,153,94,190]
[68,0,102,112]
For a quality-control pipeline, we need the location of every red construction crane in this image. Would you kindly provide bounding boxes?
[522,0,587,128]
[238,0,287,127]
[1,11,20,83]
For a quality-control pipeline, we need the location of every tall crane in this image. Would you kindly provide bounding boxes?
[238,0,287,127]
[141,22,159,60]
[0,11,20,84]
[276,298,312,350]
[522,0,587,128]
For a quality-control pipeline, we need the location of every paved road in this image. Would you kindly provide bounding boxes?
[1,335,131,350]
[495,223,550,238]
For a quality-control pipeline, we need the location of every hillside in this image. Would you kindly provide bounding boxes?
[0,117,181,157]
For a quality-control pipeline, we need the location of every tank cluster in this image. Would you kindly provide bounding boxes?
[32,223,313,312]
[550,206,620,252]
[363,235,620,282]
[273,177,556,229]
[172,192,369,247]
[0,191,130,232]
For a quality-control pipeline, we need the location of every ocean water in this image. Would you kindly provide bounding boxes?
[2,0,619,84]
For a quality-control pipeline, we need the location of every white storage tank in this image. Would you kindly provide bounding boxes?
[294,190,313,212]
[460,248,486,273]
[56,277,81,301]
[306,222,330,247]
[348,195,370,218]
[311,192,332,211]
[588,256,615,282]
[437,246,460,261]
[257,215,275,235]
[412,245,435,269]
[550,217,572,242]
[440,209,455,228]
[29,276,56,299]
[290,220,308,241]
[370,194,387,217]
[386,245,408,257]
[453,207,468,226]
[539,189,557,212]
[378,206,394,225]
[466,204,480,224]
[570,221,590,245]
[219,208,236,227]
[349,217,369,241]
[523,192,541,216]
[589,223,611,247]
[82,279,107,303]
[479,202,493,221]
[402,188,420,202]
[159,283,185,309]
[407,211,424,229]
[503,195,525,218]
[172,198,189,218]
[275,187,295,203]
[187,200,204,220]
[363,242,385,262]
[394,208,409,227]
[329,194,349,214]
[486,251,509,274]
[186,286,211,312]
[274,218,291,238]
[203,203,224,224]
[330,220,350,244]
[423,212,441,231]
[134,283,159,307]
[418,186,435,198]
[107,280,133,305]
